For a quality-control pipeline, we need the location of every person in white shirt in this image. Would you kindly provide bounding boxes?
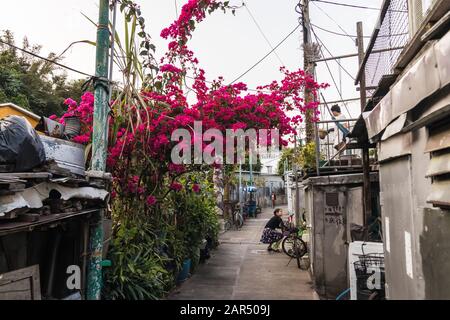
[331,104,349,150]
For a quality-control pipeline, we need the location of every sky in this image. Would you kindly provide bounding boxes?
[0,0,383,120]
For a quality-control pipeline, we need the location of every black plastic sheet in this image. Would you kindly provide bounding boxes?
[0,115,45,171]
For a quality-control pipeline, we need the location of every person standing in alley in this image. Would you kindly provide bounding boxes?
[260,208,285,252]
[271,192,276,208]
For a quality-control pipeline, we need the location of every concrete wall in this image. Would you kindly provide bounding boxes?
[380,124,450,299]
[304,173,379,299]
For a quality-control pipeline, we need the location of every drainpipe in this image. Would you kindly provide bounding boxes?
[87,0,110,300]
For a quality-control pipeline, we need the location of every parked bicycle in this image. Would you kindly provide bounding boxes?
[224,204,244,231]
[282,221,308,269]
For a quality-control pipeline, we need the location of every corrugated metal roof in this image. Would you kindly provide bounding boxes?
[0,103,40,121]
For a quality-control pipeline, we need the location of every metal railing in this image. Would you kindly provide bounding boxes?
[314,118,359,175]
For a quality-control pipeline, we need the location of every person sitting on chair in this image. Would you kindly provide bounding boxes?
[260,208,285,252]
[331,104,349,150]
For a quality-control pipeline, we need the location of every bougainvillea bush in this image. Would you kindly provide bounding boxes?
[54,0,328,299]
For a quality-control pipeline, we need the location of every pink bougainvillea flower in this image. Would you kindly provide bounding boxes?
[64,98,78,108]
[160,64,183,74]
[72,134,91,145]
[170,182,183,192]
[169,163,185,174]
[192,184,200,193]
[146,195,157,206]
[231,122,247,131]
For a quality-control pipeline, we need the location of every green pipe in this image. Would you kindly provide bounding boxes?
[87,0,110,300]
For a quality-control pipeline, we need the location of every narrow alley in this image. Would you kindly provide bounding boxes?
[169,207,318,300]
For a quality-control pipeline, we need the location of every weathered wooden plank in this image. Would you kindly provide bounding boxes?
[0,265,41,300]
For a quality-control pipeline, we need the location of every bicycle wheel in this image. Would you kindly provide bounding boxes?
[224,220,232,231]
[282,236,307,258]
[234,212,244,229]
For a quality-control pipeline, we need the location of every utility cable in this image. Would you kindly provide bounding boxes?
[311,25,352,118]
[0,39,98,79]
[311,0,355,44]
[312,30,355,81]
[311,23,408,39]
[312,0,407,13]
[311,0,380,11]
[229,23,301,85]
[243,2,285,67]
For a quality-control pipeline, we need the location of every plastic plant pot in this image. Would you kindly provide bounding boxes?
[176,259,191,284]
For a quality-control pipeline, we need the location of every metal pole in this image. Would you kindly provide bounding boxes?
[357,21,372,233]
[108,0,118,102]
[301,0,316,143]
[294,131,301,224]
[87,0,110,300]
[314,122,320,176]
[239,163,243,217]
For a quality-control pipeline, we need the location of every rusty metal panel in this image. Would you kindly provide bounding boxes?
[379,132,412,162]
[40,135,86,176]
[379,157,416,299]
[391,42,441,119]
[365,106,381,140]
[434,29,450,88]
[427,180,450,207]
[365,92,393,140]
[421,92,450,119]
[425,127,450,153]
[380,92,393,133]
[426,152,450,177]
[381,113,407,141]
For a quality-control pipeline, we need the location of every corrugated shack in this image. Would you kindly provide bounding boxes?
[0,114,109,300]
[352,0,450,299]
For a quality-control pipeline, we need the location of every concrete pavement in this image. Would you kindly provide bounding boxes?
[168,206,318,300]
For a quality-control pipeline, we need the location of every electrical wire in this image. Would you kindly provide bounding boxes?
[243,2,285,67]
[312,32,355,81]
[310,25,352,118]
[184,74,271,94]
[311,0,355,44]
[312,0,407,13]
[312,0,380,11]
[0,39,97,79]
[229,23,301,85]
[311,23,408,39]
[311,23,369,39]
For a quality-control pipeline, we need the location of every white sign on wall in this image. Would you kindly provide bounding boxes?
[404,231,414,279]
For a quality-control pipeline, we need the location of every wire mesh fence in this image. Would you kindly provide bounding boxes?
[363,0,438,95]
[364,0,410,93]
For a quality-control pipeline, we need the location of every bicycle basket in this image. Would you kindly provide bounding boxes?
[354,253,385,294]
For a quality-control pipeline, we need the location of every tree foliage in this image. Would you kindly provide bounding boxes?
[0,30,87,117]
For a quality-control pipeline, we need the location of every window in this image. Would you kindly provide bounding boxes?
[266,166,272,174]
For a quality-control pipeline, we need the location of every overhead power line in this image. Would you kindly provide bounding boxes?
[311,23,408,39]
[311,23,371,39]
[312,0,407,13]
[0,39,97,79]
[243,2,285,67]
[229,23,301,85]
[310,24,352,118]
[311,1,355,44]
[311,0,380,11]
[311,30,355,81]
